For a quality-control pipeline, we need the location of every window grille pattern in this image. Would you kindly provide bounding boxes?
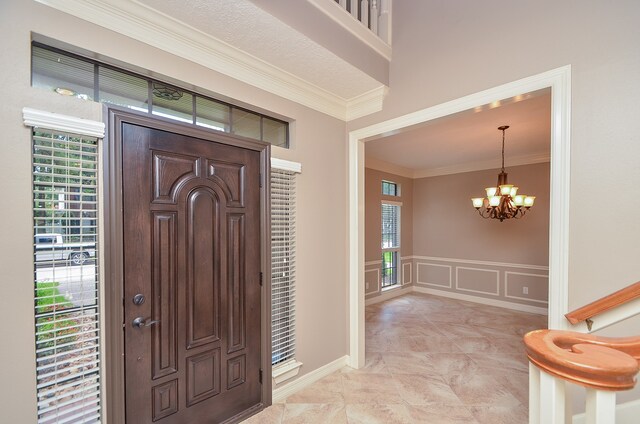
[271,169,296,365]
[381,251,398,288]
[31,43,289,148]
[381,203,400,288]
[32,130,101,423]
[382,180,399,196]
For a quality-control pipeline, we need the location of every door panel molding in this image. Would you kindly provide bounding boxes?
[104,106,271,423]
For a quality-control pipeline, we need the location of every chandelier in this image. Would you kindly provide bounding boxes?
[471,125,535,221]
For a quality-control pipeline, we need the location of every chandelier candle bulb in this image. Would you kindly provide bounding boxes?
[499,184,513,195]
[470,125,536,221]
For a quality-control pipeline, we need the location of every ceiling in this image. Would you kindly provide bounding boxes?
[136,0,381,99]
[365,89,552,177]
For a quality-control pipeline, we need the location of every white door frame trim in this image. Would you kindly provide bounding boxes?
[347,66,572,368]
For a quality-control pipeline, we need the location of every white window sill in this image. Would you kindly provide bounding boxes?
[272,359,303,385]
[381,284,402,293]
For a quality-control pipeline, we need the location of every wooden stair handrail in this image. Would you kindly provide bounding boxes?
[565,281,640,326]
[524,329,640,391]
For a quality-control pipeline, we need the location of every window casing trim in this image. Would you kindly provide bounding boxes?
[23,107,105,137]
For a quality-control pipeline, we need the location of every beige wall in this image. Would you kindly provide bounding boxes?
[348,1,640,315]
[413,163,550,265]
[412,163,550,307]
[0,2,348,421]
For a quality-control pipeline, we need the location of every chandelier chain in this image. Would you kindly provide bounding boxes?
[501,127,506,173]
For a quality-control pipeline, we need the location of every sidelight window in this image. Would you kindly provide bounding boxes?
[31,129,101,423]
[271,167,297,366]
[270,159,303,383]
[381,202,401,288]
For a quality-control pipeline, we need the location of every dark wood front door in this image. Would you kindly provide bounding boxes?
[121,120,265,423]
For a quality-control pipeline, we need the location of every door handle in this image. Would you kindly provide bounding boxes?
[132,317,160,329]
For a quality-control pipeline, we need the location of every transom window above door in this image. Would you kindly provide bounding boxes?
[31,43,290,148]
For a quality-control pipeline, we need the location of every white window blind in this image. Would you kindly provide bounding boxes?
[381,203,400,249]
[381,203,400,287]
[32,129,101,424]
[271,168,296,366]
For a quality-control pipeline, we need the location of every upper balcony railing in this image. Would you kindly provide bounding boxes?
[335,0,392,45]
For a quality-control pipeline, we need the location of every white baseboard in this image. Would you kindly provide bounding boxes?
[413,285,548,315]
[573,399,640,424]
[365,285,413,306]
[272,355,349,403]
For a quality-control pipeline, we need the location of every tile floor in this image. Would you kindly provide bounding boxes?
[246,292,548,424]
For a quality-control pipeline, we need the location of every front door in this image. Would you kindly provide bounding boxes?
[121,118,265,423]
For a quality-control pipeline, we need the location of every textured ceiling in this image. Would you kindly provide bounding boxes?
[136,0,381,99]
[365,89,552,172]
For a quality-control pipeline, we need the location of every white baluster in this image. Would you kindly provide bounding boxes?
[370,0,379,35]
[339,0,347,8]
[539,372,566,423]
[349,0,358,19]
[529,363,541,424]
[378,0,391,43]
[586,389,616,424]
[360,0,369,28]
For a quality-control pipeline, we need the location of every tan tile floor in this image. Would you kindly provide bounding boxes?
[245,292,548,424]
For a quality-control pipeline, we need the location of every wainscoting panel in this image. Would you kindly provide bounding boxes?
[456,267,500,296]
[416,262,452,288]
[412,256,549,309]
[364,268,380,295]
[402,262,412,285]
[505,272,549,304]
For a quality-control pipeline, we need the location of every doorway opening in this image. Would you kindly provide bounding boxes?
[348,66,572,368]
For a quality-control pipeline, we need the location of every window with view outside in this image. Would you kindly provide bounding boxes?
[32,129,101,423]
[31,43,290,148]
[381,203,400,288]
[382,180,399,196]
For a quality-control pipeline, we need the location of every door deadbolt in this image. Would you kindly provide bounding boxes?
[132,294,145,306]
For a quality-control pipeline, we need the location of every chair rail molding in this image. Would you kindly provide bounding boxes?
[34,0,387,121]
[348,65,572,368]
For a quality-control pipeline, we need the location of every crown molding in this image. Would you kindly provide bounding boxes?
[364,156,414,179]
[346,86,388,121]
[412,153,551,179]
[366,152,550,179]
[35,0,387,121]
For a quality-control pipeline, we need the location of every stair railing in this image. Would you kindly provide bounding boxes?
[525,281,640,424]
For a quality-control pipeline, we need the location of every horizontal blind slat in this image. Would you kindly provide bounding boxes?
[271,168,296,365]
[32,129,102,424]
